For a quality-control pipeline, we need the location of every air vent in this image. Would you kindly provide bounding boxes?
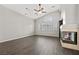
[51,6,55,8]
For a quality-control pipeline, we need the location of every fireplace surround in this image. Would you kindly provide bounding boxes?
[60,24,79,50]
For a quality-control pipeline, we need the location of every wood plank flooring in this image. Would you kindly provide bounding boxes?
[0,35,79,55]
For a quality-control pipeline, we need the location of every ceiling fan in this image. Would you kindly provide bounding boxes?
[34,4,46,13]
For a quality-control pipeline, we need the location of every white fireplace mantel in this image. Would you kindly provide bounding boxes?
[60,24,79,50]
[61,24,79,32]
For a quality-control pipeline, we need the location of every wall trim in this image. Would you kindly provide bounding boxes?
[0,34,34,43]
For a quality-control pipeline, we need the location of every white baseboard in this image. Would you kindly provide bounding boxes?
[0,34,34,43]
[35,34,59,37]
[0,34,59,43]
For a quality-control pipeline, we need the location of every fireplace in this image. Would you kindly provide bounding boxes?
[61,31,77,45]
[60,24,79,50]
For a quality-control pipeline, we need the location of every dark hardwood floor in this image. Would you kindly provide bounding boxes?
[0,35,79,55]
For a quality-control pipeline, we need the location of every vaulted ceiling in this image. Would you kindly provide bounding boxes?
[2,4,60,19]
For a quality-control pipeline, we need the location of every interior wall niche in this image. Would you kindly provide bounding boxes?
[35,11,60,37]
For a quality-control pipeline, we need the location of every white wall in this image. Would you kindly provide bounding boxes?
[35,11,61,37]
[67,4,79,25]
[61,4,77,24]
[76,5,79,24]
[0,5,34,42]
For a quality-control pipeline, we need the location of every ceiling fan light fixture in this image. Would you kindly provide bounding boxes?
[34,4,46,14]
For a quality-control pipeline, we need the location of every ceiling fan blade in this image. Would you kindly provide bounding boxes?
[39,8,44,11]
[42,11,47,13]
[34,8,43,12]
[34,4,44,12]
[34,9,39,12]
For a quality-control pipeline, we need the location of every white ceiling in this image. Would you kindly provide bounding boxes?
[2,4,60,19]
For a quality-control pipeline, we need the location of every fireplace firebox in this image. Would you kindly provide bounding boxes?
[61,31,77,45]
